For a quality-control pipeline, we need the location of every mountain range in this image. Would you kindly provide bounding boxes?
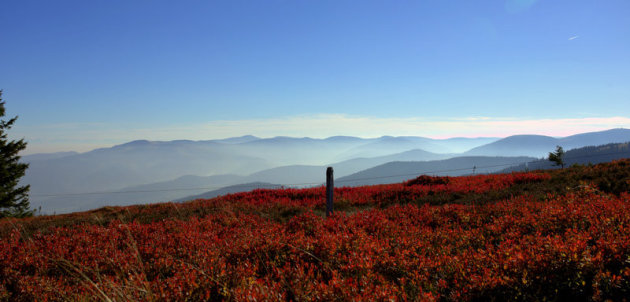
[499,142,630,173]
[464,128,630,157]
[335,156,535,186]
[20,128,630,214]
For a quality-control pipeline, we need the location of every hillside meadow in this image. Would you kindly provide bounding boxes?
[2,160,630,301]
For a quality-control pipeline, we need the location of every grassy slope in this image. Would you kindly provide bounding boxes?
[5,159,629,238]
[1,159,630,301]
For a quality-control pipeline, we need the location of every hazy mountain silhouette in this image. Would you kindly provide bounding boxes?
[29,173,249,214]
[22,151,79,162]
[212,135,261,144]
[175,182,283,202]
[335,136,497,160]
[336,156,534,186]
[159,156,534,203]
[499,142,630,173]
[22,140,272,196]
[22,129,630,214]
[154,140,630,206]
[22,135,491,196]
[560,129,630,149]
[465,135,559,157]
[242,148,454,185]
[465,128,630,157]
[31,148,449,214]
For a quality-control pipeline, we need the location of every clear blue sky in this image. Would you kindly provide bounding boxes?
[1,0,629,153]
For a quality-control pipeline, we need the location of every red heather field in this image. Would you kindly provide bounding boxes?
[1,160,630,301]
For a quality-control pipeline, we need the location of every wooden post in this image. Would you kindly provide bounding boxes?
[326,167,334,217]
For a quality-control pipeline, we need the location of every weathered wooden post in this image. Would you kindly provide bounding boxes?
[326,167,334,217]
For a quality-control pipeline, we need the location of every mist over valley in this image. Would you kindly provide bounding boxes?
[20,128,630,214]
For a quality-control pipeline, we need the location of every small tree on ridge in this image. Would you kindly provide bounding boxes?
[548,145,565,169]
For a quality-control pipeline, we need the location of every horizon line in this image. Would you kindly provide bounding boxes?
[20,126,628,156]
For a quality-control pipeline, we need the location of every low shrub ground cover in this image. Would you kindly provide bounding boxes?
[1,160,629,301]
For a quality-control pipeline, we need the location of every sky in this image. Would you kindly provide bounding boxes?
[1,0,629,154]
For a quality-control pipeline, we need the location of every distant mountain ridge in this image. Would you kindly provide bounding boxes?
[499,142,630,173]
[22,135,497,195]
[173,155,536,203]
[466,128,630,157]
[22,128,630,214]
[336,156,535,186]
[29,148,452,213]
[22,151,79,162]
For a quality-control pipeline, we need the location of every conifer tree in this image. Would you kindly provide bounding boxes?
[0,91,31,218]
[548,145,565,169]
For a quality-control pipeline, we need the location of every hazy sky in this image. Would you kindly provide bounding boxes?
[2,0,629,154]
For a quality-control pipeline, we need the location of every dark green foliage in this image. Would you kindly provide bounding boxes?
[548,145,565,168]
[557,159,630,196]
[405,175,450,186]
[0,91,31,218]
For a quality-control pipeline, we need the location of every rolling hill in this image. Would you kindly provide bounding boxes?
[465,128,630,157]
[499,142,630,173]
[336,156,535,186]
